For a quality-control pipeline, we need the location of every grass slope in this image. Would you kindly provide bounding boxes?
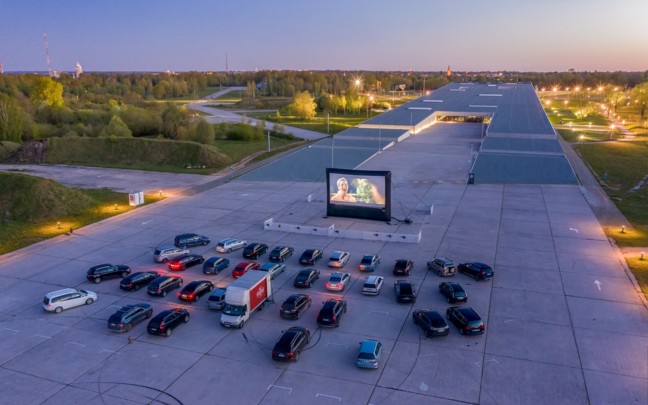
[45,137,232,171]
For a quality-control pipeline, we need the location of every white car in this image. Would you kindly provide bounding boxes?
[328,251,350,268]
[215,238,247,253]
[325,272,351,292]
[362,275,384,296]
[42,288,97,313]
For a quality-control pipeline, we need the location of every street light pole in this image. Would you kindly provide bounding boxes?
[331,139,334,167]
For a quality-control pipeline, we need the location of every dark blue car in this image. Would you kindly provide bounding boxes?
[203,257,230,275]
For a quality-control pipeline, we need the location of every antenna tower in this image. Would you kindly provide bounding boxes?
[42,34,58,77]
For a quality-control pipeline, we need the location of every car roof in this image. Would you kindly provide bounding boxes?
[46,288,78,297]
[365,275,382,283]
[359,339,379,352]
[299,268,315,275]
[331,251,346,258]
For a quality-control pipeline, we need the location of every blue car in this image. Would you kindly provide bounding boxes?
[359,255,380,272]
[259,262,286,279]
[356,339,382,369]
[203,257,230,275]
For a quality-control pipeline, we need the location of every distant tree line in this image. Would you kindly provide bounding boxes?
[1,70,648,143]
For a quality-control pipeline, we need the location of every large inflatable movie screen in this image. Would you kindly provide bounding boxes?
[326,168,391,221]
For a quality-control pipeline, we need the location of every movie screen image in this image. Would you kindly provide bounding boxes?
[326,169,391,221]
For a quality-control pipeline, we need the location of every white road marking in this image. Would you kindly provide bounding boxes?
[326,342,348,351]
[66,341,85,347]
[419,382,429,391]
[504,319,518,324]
[569,227,579,233]
[99,349,117,354]
[267,385,292,394]
[594,280,602,290]
[141,220,153,225]
[1,327,19,332]
[32,334,51,339]
[486,358,501,364]
[316,393,342,401]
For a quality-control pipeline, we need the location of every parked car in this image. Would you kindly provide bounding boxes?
[299,249,323,265]
[232,261,260,278]
[272,326,310,362]
[202,257,230,275]
[362,275,384,296]
[259,262,286,280]
[207,287,227,310]
[147,308,190,337]
[243,242,268,259]
[394,280,417,303]
[86,264,131,283]
[446,306,486,335]
[147,275,183,297]
[174,233,210,248]
[42,288,97,313]
[439,282,468,303]
[412,309,450,337]
[328,251,350,268]
[359,255,381,272]
[325,272,351,292]
[317,298,347,327]
[215,238,247,253]
[294,269,320,288]
[120,271,160,291]
[167,253,205,271]
[108,303,153,333]
[356,339,383,369]
[178,280,214,302]
[458,262,494,281]
[427,257,456,277]
[392,259,413,276]
[280,294,312,319]
[154,246,190,263]
[269,246,294,262]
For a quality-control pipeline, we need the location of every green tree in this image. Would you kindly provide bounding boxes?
[631,82,648,120]
[99,116,132,138]
[289,91,317,119]
[0,94,24,142]
[161,104,188,139]
[30,76,64,108]
[194,119,215,144]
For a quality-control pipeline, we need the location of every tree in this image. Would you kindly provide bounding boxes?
[30,76,64,108]
[631,82,648,120]
[99,116,132,138]
[0,94,24,142]
[289,91,317,119]
[194,119,214,144]
[161,104,188,139]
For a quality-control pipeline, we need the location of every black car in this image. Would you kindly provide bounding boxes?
[299,249,323,265]
[147,308,190,337]
[167,253,205,271]
[202,257,230,275]
[412,309,450,338]
[177,280,214,302]
[147,275,183,297]
[86,264,131,284]
[458,262,494,281]
[272,326,310,362]
[439,282,468,303]
[393,259,413,276]
[280,294,312,319]
[108,303,153,333]
[317,299,347,327]
[394,280,417,303]
[294,269,320,288]
[242,242,268,259]
[446,306,485,335]
[269,246,294,262]
[120,271,160,291]
[174,233,210,248]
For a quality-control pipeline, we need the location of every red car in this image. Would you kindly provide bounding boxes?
[232,261,260,278]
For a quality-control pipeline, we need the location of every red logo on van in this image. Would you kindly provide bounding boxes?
[256,286,265,299]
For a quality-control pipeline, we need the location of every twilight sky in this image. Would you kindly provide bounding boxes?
[1,0,647,72]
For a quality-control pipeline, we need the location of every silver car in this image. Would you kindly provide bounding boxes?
[215,238,247,253]
[328,251,350,268]
[362,275,384,295]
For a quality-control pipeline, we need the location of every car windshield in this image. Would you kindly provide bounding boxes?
[223,304,244,316]
[361,257,373,264]
[330,276,341,282]
[455,291,466,297]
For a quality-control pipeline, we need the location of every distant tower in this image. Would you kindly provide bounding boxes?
[225,53,229,73]
[42,34,59,78]
[0,62,3,75]
[446,66,452,78]
[74,61,83,78]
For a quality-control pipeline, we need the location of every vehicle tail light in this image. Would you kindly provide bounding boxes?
[189,293,195,299]
[291,309,297,313]
[159,323,165,330]
[119,323,125,328]
[332,315,337,322]
[177,292,181,298]
[325,282,331,288]
[286,352,294,358]
[157,289,161,293]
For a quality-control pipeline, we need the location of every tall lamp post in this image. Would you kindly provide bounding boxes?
[367,95,374,118]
